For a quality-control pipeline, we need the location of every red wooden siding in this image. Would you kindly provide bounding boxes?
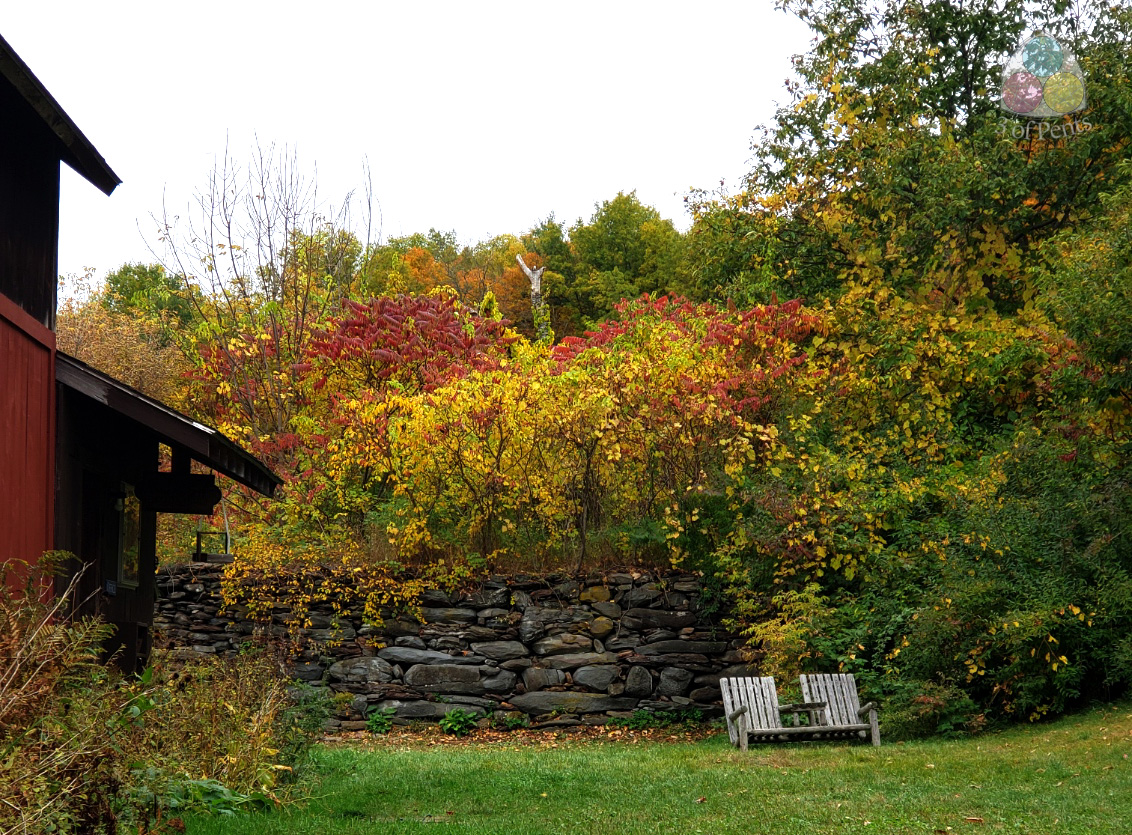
[0,292,55,584]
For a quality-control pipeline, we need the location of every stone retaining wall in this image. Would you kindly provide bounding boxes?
[154,562,755,730]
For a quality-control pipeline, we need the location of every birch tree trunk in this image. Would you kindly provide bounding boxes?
[516,255,552,342]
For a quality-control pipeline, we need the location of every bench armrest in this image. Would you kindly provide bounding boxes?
[728,705,749,723]
[857,701,879,717]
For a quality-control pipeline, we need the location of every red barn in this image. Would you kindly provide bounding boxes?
[0,34,278,669]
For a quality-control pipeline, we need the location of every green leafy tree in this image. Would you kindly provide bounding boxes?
[104,262,197,328]
[570,192,686,321]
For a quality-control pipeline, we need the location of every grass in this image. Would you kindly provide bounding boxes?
[185,703,1132,834]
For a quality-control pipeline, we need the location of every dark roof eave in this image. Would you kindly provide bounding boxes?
[0,33,121,195]
[56,352,280,497]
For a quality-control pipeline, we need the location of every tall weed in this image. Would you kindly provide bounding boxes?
[0,557,326,833]
[0,558,133,833]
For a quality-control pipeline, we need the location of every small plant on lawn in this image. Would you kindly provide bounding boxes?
[439,708,478,737]
[329,690,354,717]
[367,707,396,735]
[492,713,529,731]
[129,770,274,818]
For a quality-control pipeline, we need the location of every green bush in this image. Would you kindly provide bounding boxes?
[367,706,396,735]
[438,708,478,737]
[880,681,983,741]
[492,713,529,731]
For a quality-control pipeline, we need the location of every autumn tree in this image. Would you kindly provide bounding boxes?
[1035,166,1132,405]
[691,0,1132,309]
[57,271,189,406]
[152,144,375,473]
[359,230,460,297]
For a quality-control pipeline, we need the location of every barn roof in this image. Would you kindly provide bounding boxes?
[56,352,281,497]
[0,33,120,195]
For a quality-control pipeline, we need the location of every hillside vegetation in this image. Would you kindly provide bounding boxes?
[58,0,1132,733]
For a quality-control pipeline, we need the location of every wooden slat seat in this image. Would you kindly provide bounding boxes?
[799,673,880,747]
[721,676,830,750]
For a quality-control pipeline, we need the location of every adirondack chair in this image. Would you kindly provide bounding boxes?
[799,673,880,747]
[720,676,830,750]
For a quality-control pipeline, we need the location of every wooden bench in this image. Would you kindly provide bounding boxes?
[720,676,830,751]
[800,673,880,747]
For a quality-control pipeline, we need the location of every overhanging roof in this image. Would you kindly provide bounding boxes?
[0,32,121,195]
[56,352,280,497]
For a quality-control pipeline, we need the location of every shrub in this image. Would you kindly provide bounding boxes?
[0,551,328,834]
[125,647,326,795]
[438,708,478,737]
[0,557,139,834]
[367,706,396,735]
[880,681,983,741]
[492,713,529,731]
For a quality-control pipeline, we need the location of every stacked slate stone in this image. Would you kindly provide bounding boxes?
[154,565,756,730]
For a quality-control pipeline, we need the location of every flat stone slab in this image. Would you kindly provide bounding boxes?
[377,700,487,720]
[591,601,622,618]
[421,607,478,624]
[510,692,639,715]
[420,589,453,606]
[378,647,482,666]
[470,640,528,661]
[573,665,619,691]
[638,640,728,655]
[483,670,517,692]
[328,657,394,684]
[533,633,593,656]
[292,661,325,682]
[620,585,662,607]
[541,651,619,670]
[403,663,485,694]
[624,608,697,629]
[522,668,567,691]
[462,588,511,609]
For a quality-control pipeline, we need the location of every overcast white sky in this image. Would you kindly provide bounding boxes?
[5,2,810,280]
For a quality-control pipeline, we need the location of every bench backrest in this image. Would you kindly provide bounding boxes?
[720,676,783,744]
[800,673,862,727]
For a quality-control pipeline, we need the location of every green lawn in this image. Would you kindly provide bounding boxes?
[186,704,1132,834]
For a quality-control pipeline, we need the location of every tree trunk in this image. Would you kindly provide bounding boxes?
[516,255,551,342]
